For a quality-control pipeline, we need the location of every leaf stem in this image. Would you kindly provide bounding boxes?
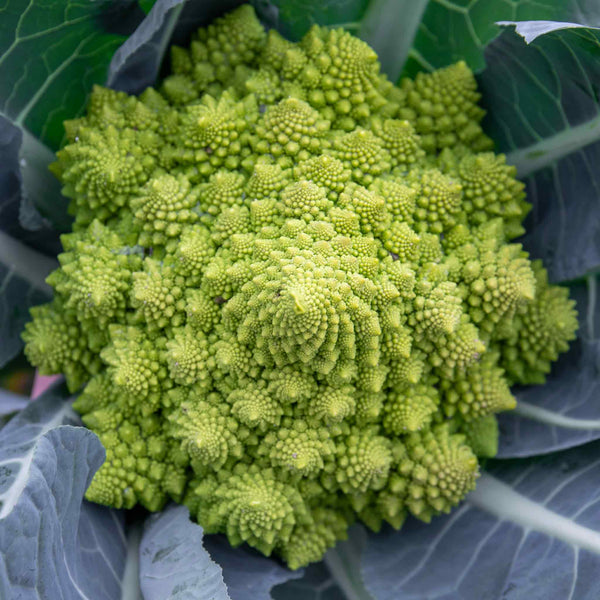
[468,472,600,553]
[0,404,74,519]
[587,274,596,339]
[359,0,429,82]
[153,3,185,81]
[19,127,70,231]
[0,230,56,295]
[121,520,144,600]
[107,1,186,92]
[324,22,361,31]
[514,401,600,430]
[506,113,600,178]
[406,47,436,73]
[324,528,374,600]
[0,389,28,415]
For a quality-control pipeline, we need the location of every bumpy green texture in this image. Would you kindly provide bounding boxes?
[23,5,578,569]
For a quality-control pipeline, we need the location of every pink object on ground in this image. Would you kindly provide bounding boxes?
[31,373,61,399]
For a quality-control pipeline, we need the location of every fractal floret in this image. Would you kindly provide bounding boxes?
[23,5,578,569]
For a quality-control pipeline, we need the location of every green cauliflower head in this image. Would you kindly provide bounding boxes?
[23,4,578,569]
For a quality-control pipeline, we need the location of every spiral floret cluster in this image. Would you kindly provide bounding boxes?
[23,5,578,569]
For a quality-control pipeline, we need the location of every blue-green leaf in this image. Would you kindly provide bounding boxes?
[0,115,63,252]
[362,443,600,600]
[139,504,230,600]
[0,116,60,367]
[403,1,600,77]
[0,228,56,368]
[478,24,600,282]
[107,0,187,95]
[0,386,130,599]
[0,1,147,233]
[253,0,370,40]
[203,535,303,600]
[497,19,594,43]
[139,0,159,15]
[0,388,28,416]
[272,563,345,600]
[17,125,70,234]
[138,503,303,600]
[0,0,144,150]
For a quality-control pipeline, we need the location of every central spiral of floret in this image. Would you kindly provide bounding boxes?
[23,5,579,571]
[268,276,338,365]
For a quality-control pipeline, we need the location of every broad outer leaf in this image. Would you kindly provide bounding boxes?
[18,125,71,235]
[322,526,373,600]
[272,562,347,600]
[402,0,600,77]
[0,54,69,239]
[0,235,53,368]
[107,0,187,95]
[0,389,28,416]
[0,118,57,367]
[78,502,131,600]
[203,534,303,600]
[479,25,600,282]
[0,1,147,230]
[0,387,129,600]
[139,0,159,15]
[0,227,55,369]
[0,115,63,253]
[498,275,600,457]
[139,504,230,600]
[0,115,35,242]
[253,0,370,41]
[0,0,145,150]
[497,19,596,43]
[362,443,600,600]
[0,1,145,236]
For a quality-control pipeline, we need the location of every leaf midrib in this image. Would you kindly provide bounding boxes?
[0,229,57,294]
[514,401,600,430]
[468,472,600,553]
[506,111,600,177]
[0,404,74,519]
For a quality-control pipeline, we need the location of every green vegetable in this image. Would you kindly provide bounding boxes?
[22,4,578,570]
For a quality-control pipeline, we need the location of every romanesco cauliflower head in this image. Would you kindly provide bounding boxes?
[23,4,578,569]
